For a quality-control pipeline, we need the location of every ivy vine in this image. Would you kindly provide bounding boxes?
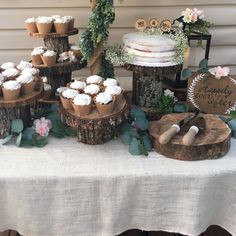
[79,0,116,78]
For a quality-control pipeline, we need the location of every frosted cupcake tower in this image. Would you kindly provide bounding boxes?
[59,75,124,117]
[25,15,86,100]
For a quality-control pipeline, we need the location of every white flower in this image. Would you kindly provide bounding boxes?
[164,89,175,98]
[183,14,193,23]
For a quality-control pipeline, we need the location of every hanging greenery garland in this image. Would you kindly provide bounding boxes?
[79,0,116,78]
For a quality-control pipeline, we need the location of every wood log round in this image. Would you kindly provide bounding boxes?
[60,97,130,145]
[125,64,183,108]
[29,28,79,39]
[44,36,70,54]
[0,106,31,139]
[149,113,231,161]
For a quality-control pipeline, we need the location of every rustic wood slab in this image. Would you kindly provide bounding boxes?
[60,97,130,145]
[29,28,79,38]
[149,113,231,161]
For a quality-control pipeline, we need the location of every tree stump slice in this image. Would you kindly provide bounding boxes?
[149,113,231,161]
[60,97,130,145]
[125,64,182,108]
[0,82,43,138]
[44,36,70,54]
[29,28,79,39]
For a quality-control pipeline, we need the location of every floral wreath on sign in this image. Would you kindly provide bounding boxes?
[188,67,236,115]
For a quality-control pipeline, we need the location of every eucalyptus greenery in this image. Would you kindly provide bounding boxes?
[79,0,116,78]
[105,44,133,66]
[220,111,236,139]
[121,107,152,156]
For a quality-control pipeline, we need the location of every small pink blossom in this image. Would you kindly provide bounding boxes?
[191,13,198,23]
[33,117,52,137]
[209,66,230,79]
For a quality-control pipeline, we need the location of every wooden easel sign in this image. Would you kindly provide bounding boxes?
[187,68,236,115]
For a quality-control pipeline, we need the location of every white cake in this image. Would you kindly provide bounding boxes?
[123,32,178,67]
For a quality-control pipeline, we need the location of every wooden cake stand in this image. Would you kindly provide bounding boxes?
[0,81,43,138]
[149,113,231,161]
[125,64,182,108]
[60,96,130,145]
[29,28,86,101]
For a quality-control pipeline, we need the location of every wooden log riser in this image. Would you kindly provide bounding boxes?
[47,73,72,95]
[133,71,163,108]
[0,106,31,139]
[44,36,70,55]
[61,107,129,145]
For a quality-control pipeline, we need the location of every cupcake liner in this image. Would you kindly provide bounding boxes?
[25,22,38,34]
[72,103,92,116]
[54,22,69,34]
[60,96,73,110]
[95,98,115,115]
[115,90,124,106]
[2,88,21,101]
[36,22,53,34]
[41,55,57,66]
[31,55,43,65]
[68,19,74,30]
[21,80,36,95]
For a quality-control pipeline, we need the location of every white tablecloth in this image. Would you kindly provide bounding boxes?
[0,137,236,236]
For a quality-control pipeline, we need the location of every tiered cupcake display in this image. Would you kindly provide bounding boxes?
[0,61,43,138]
[59,75,129,145]
[25,15,86,101]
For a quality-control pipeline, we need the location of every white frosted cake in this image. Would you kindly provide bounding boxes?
[123,32,178,67]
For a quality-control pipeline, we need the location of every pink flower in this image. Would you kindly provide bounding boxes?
[33,117,52,137]
[196,9,204,19]
[209,66,230,79]
[191,13,198,22]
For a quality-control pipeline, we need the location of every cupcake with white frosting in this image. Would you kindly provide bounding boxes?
[25,17,38,34]
[69,80,86,93]
[17,61,33,71]
[72,94,92,116]
[36,16,53,34]
[42,83,52,100]
[60,88,79,109]
[95,92,115,115]
[51,15,61,21]
[62,16,74,30]
[84,84,100,98]
[54,17,70,34]
[41,50,57,66]
[16,74,36,95]
[1,62,15,71]
[2,68,19,81]
[103,78,118,87]
[2,80,21,101]
[31,47,45,65]
[86,75,103,85]
[21,67,40,78]
[105,85,124,105]
[70,44,81,58]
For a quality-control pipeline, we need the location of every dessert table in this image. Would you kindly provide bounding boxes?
[0,137,235,236]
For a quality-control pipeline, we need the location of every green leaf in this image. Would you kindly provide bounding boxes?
[121,122,131,133]
[20,139,34,147]
[130,107,146,119]
[0,135,13,145]
[219,115,230,124]
[121,131,132,145]
[228,119,236,131]
[143,135,152,152]
[32,133,48,148]
[233,130,236,139]
[230,111,236,119]
[129,128,141,139]
[11,119,24,134]
[135,117,149,131]
[182,68,192,79]
[198,59,208,69]
[22,128,35,140]
[51,103,59,112]
[173,102,189,113]
[139,142,148,157]
[129,137,142,155]
[47,111,59,123]
[16,132,22,147]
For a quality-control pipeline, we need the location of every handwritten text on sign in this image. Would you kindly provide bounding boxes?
[188,73,236,115]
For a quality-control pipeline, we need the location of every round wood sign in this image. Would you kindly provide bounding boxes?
[149,18,159,28]
[135,18,147,32]
[160,20,172,32]
[188,73,236,115]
